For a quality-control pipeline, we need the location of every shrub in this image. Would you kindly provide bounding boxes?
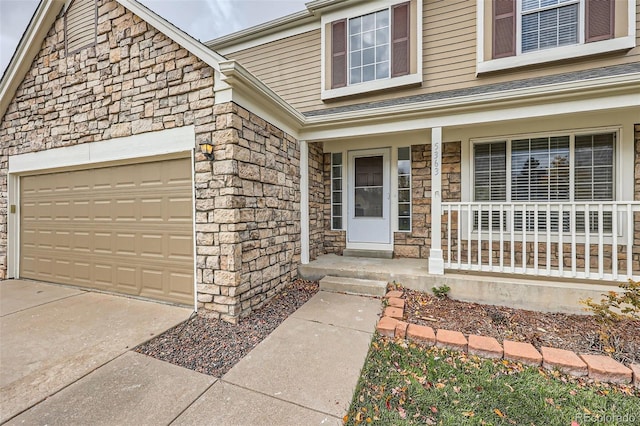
[432,284,451,299]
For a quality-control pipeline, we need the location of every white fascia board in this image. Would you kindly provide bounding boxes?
[299,79,640,140]
[9,126,195,174]
[217,60,305,138]
[207,10,320,56]
[0,0,65,121]
[117,0,225,71]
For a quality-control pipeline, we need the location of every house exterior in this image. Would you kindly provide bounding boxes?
[1,0,639,322]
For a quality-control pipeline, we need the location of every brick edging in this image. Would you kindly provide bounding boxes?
[379,290,638,387]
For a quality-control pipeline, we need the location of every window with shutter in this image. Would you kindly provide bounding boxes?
[481,0,630,73]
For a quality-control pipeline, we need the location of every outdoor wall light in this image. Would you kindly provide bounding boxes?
[200,141,215,160]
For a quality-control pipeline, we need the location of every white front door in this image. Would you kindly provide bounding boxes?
[347,148,391,247]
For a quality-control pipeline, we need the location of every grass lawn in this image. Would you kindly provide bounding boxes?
[345,335,640,425]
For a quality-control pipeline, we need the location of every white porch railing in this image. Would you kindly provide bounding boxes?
[442,201,640,282]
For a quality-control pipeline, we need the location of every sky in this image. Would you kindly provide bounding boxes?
[0,0,309,76]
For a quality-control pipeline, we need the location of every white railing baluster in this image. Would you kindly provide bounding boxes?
[534,205,539,275]
[488,206,493,268]
[457,204,461,269]
[598,203,603,279]
[499,203,504,273]
[585,203,590,278]
[571,204,576,278]
[467,203,472,270]
[510,204,515,273]
[612,204,618,281]
[558,203,564,276]
[627,204,633,279]
[522,204,527,274]
[447,205,451,268]
[477,203,482,269]
[546,203,551,275]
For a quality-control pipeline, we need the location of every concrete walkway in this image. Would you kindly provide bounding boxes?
[3,285,381,425]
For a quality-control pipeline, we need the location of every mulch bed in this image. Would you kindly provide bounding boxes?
[135,279,319,377]
[401,287,640,365]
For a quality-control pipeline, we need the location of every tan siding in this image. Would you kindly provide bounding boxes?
[227,29,322,112]
[224,0,640,113]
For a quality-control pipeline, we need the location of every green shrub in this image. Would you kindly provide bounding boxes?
[432,284,450,299]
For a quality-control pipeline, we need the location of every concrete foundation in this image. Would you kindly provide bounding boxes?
[300,254,621,314]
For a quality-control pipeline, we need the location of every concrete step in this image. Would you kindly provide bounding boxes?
[319,276,387,297]
[342,249,393,259]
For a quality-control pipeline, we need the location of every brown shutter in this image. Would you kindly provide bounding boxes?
[391,2,410,77]
[331,19,347,89]
[492,0,516,59]
[586,0,614,43]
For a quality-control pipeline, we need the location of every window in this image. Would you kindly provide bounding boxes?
[348,9,390,85]
[331,153,343,230]
[397,147,411,231]
[521,0,579,53]
[473,132,615,233]
[480,0,630,72]
[322,0,421,99]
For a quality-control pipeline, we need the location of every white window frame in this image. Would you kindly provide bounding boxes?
[468,127,622,240]
[476,0,637,74]
[517,0,583,55]
[397,146,412,232]
[347,8,391,86]
[320,0,422,100]
[330,152,344,230]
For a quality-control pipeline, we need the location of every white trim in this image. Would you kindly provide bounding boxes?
[429,127,444,275]
[9,126,195,174]
[300,141,310,264]
[479,36,636,74]
[477,0,637,74]
[7,176,20,279]
[213,22,320,56]
[322,74,422,100]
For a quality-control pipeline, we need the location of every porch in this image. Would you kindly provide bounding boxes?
[298,253,623,315]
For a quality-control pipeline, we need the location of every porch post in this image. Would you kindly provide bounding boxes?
[300,140,310,265]
[429,127,445,275]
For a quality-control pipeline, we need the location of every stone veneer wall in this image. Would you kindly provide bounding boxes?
[308,142,324,260]
[196,103,301,322]
[393,142,462,258]
[0,0,216,280]
[0,0,302,322]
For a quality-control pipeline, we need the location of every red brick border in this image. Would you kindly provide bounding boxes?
[376,289,639,386]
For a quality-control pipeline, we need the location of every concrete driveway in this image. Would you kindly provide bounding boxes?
[0,279,192,423]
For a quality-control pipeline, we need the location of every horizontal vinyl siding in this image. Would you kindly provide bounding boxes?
[224,1,639,114]
[226,29,322,112]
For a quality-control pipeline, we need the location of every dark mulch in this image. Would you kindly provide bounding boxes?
[401,287,640,364]
[135,279,319,377]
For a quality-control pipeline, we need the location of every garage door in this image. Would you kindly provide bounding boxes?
[20,158,194,305]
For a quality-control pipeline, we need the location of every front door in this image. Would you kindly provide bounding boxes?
[347,148,391,246]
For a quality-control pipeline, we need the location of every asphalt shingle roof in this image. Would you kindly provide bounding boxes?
[304,62,640,117]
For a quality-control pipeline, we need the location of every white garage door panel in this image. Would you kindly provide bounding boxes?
[20,158,194,305]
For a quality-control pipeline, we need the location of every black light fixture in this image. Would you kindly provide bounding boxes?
[200,140,214,160]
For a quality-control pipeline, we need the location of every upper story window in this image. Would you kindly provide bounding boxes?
[479,0,635,73]
[348,9,391,85]
[520,0,580,53]
[322,0,422,100]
